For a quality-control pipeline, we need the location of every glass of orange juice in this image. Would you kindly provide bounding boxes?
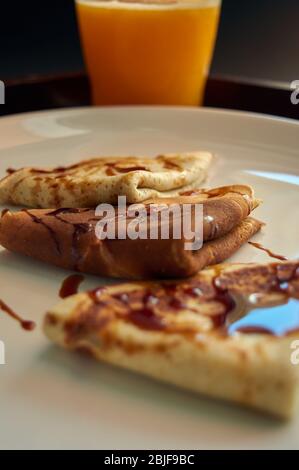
[75,0,221,106]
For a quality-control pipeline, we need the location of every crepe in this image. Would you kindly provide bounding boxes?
[0,185,262,279]
[44,260,299,418]
[0,151,212,208]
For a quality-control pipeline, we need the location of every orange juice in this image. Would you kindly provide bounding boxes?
[76,0,221,105]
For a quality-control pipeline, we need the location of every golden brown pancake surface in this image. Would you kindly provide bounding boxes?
[0,185,262,279]
[44,260,299,418]
[0,152,212,207]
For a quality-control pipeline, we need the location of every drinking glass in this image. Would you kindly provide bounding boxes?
[75,0,222,105]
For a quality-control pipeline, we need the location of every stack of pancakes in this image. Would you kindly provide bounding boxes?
[1,151,298,418]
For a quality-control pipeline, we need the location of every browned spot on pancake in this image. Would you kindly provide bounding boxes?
[102,334,146,354]
[48,181,61,207]
[29,158,151,180]
[232,346,249,362]
[106,167,115,176]
[179,190,200,196]
[253,342,265,358]
[1,208,9,218]
[45,313,58,326]
[33,176,42,199]
[104,162,150,176]
[64,303,110,344]
[11,176,27,194]
[157,155,182,171]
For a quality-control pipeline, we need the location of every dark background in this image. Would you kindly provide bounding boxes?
[1,0,299,84]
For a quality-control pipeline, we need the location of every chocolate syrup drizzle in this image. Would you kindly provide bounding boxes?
[46,208,92,270]
[223,264,299,336]
[248,241,288,261]
[6,168,16,174]
[0,299,36,331]
[23,210,61,255]
[22,208,94,270]
[71,223,92,270]
[46,208,90,216]
[84,263,299,337]
[59,274,85,299]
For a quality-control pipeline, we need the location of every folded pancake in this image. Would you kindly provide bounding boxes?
[44,260,299,418]
[0,186,262,279]
[0,151,212,208]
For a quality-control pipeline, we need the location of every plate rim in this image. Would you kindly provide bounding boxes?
[1,105,299,129]
[0,105,299,449]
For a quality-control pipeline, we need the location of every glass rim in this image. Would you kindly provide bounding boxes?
[75,0,221,10]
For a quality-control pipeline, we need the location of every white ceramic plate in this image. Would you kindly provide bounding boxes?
[0,107,299,450]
